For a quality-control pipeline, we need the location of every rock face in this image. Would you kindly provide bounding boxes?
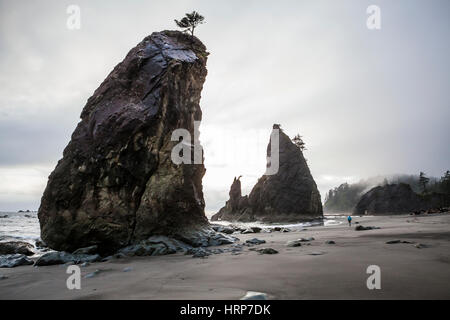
[0,254,34,268]
[0,241,34,256]
[353,183,450,215]
[38,31,209,253]
[212,125,323,222]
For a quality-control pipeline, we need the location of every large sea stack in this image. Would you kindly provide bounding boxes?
[212,125,323,222]
[354,183,450,215]
[38,31,209,253]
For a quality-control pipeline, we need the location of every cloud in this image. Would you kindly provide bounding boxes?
[0,0,449,211]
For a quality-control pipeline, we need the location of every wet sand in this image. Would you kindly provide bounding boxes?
[1,213,449,299]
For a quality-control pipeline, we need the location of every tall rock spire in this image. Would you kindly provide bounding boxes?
[38,31,209,253]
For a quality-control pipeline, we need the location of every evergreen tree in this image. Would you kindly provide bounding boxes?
[175,11,205,36]
[292,134,306,151]
[419,171,430,193]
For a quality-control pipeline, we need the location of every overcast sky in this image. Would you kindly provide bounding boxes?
[0,0,449,213]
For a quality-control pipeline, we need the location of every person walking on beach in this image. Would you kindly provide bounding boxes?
[347,215,352,227]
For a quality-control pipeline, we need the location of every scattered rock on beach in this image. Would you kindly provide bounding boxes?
[241,291,268,300]
[286,240,302,247]
[256,248,278,255]
[0,215,8,218]
[309,251,325,256]
[415,243,431,249]
[0,274,8,280]
[188,247,211,258]
[386,240,414,244]
[118,243,176,257]
[0,254,34,268]
[355,225,380,231]
[251,227,262,233]
[0,241,35,256]
[35,239,47,248]
[174,229,236,247]
[85,269,102,278]
[34,251,101,266]
[72,245,99,255]
[211,225,235,234]
[325,240,336,245]
[246,238,266,245]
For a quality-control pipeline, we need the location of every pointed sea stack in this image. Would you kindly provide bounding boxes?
[38,31,209,253]
[212,125,323,222]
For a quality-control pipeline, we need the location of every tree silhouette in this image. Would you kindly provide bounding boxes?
[175,11,205,36]
[419,171,430,193]
[292,134,306,151]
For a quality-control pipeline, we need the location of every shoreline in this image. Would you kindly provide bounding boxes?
[1,213,450,299]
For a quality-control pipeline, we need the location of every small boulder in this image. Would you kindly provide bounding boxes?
[309,251,325,256]
[0,241,35,256]
[35,239,47,248]
[386,240,414,244]
[0,254,34,268]
[256,248,278,255]
[72,245,98,255]
[325,240,336,245]
[240,291,268,300]
[34,251,101,266]
[246,238,266,245]
[355,225,380,231]
[286,240,302,247]
[188,247,211,258]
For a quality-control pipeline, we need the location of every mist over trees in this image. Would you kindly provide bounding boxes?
[324,171,450,213]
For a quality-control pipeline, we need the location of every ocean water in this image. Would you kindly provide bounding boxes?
[0,211,40,244]
[0,211,344,247]
[211,215,344,230]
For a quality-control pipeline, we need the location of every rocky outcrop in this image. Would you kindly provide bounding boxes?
[353,183,450,215]
[212,125,323,222]
[0,254,34,268]
[34,251,101,266]
[38,30,209,254]
[0,241,34,256]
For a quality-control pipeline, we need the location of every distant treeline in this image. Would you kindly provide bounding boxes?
[324,171,450,213]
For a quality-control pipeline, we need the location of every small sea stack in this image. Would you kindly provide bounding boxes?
[212,125,323,222]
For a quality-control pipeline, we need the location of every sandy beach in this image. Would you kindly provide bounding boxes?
[1,213,449,300]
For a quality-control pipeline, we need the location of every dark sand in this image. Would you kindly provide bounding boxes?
[1,213,449,299]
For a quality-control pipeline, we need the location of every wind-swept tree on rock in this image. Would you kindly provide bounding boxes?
[292,134,306,151]
[175,11,205,36]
